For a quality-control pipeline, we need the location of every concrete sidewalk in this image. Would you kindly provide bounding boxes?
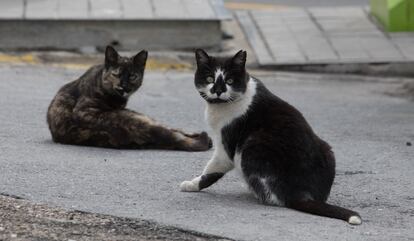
[0,0,230,20]
[236,6,414,66]
[0,0,231,50]
[0,64,413,241]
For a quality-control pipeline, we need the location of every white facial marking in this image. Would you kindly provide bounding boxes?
[198,68,241,102]
[206,77,257,131]
[207,68,231,100]
[198,80,232,101]
[214,68,225,82]
[196,83,213,99]
[205,83,215,98]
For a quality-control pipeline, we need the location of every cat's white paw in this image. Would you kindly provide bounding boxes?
[348,215,362,225]
[180,180,200,192]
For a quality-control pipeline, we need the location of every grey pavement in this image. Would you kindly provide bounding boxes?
[0,0,230,50]
[0,64,413,241]
[236,7,414,66]
[0,0,230,20]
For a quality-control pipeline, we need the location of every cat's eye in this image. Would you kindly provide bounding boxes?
[129,74,138,80]
[226,79,234,85]
[206,77,214,83]
[111,69,120,77]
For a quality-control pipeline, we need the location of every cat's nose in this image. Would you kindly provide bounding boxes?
[210,84,225,97]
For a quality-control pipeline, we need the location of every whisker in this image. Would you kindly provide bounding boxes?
[227,96,235,104]
[198,92,209,100]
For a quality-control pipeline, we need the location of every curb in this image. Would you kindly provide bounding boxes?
[0,52,192,71]
[1,51,413,78]
[259,62,414,78]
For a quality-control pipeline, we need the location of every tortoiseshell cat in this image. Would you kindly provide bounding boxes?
[180,49,362,224]
[47,46,211,151]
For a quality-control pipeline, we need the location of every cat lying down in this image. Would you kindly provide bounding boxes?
[47,46,211,151]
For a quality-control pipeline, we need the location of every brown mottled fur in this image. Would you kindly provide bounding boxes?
[47,46,211,151]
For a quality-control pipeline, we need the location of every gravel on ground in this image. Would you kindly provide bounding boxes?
[0,194,231,241]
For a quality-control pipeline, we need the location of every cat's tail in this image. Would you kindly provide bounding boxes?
[287,200,362,225]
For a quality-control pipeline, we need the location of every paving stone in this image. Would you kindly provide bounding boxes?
[89,0,122,19]
[268,43,307,63]
[152,0,187,19]
[26,0,58,19]
[274,8,308,18]
[0,0,24,19]
[317,19,380,34]
[235,11,274,65]
[122,0,154,19]
[308,7,366,19]
[237,6,412,66]
[210,0,232,20]
[1,0,228,21]
[334,6,368,17]
[391,33,414,60]
[329,36,370,60]
[285,21,320,34]
[296,37,338,62]
[182,0,216,19]
[57,0,89,19]
[0,0,228,50]
[360,36,403,60]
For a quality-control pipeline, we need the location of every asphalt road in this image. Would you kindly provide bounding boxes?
[225,0,368,7]
[0,64,413,241]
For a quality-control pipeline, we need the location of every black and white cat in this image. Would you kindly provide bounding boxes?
[180,49,362,225]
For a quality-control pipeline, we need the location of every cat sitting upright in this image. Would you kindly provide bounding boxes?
[180,49,362,224]
[47,46,211,151]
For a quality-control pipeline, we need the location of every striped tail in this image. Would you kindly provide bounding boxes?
[288,200,362,225]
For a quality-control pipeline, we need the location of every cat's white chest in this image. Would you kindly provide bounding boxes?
[205,105,243,132]
[204,78,257,172]
[233,151,242,173]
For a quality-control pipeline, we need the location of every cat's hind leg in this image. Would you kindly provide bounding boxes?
[170,128,213,148]
[147,127,211,151]
[117,110,212,151]
[239,144,286,206]
[246,176,284,206]
[72,107,211,151]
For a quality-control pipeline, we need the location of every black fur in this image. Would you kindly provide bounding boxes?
[199,173,225,190]
[193,50,361,224]
[222,80,336,203]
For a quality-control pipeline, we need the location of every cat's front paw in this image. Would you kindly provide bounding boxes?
[180,180,200,192]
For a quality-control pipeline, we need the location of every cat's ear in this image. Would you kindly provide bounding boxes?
[105,45,119,68]
[195,49,210,67]
[231,50,247,68]
[133,50,148,68]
